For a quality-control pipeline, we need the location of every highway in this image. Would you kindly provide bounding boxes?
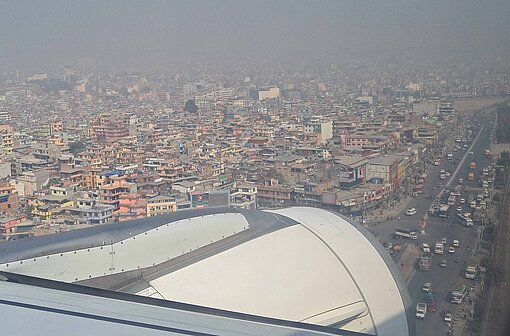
[367,109,496,336]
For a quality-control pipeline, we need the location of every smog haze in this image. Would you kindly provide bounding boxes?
[1,0,509,71]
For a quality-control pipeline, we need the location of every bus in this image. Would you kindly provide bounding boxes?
[394,228,418,240]
[450,285,468,304]
[438,205,450,218]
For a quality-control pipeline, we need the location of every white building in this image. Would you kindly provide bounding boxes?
[257,87,280,100]
[304,116,333,144]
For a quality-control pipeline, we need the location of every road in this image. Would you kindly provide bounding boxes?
[367,109,497,336]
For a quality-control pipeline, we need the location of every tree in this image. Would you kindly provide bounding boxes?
[184,99,198,113]
[69,141,85,154]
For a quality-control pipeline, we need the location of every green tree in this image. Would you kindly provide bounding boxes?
[184,99,198,113]
[68,141,85,154]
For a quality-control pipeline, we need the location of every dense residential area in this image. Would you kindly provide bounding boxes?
[0,65,508,241]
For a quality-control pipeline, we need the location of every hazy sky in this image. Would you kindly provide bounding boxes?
[1,0,509,72]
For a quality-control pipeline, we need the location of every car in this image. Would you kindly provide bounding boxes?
[469,151,474,155]
[406,208,417,216]
[456,206,462,212]
[460,198,466,204]
[416,303,427,319]
[424,292,437,312]
[442,310,453,322]
[453,239,459,247]
[445,171,451,177]
[448,246,455,253]
[440,260,447,267]
[458,178,463,184]
[422,243,430,253]
[440,169,445,174]
[442,237,447,244]
[422,282,432,292]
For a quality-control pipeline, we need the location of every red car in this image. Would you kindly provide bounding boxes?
[424,292,437,312]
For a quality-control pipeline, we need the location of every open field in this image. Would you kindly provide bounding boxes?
[455,97,508,115]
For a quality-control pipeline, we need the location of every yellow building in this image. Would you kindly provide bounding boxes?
[146,195,177,217]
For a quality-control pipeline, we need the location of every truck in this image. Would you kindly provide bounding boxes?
[469,162,476,169]
[434,242,444,255]
[419,256,431,271]
[447,195,456,206]
[394,228,417,240]
[457,213,474,227]
[468,172,474,181]
[465,266,477,279]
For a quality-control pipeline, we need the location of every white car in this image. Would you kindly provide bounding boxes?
[406,208,417,216]
[453,239,459,247]
[422,282,432,292]
[460,198,466,204]
[448,247,455,253]
[422,243,430,253]
[445,171,451,177]
[469,151,474,155]
[456,206,462,212]
[416,303,427,319]
[443,310,452,322]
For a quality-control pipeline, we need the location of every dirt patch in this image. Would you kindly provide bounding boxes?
[455,97,508,115]
[398,244,420,283]
[492,144,510,156]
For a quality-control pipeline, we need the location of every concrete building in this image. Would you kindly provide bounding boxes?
[0,124,14,155]
[367,155,401,188]
[13,169,50,197]
[304,116,333,144]
[230,183,257,209]
[146,195,177,217]
[64,200,115,225]
[437,102,454,114]
[333,155,368,190]
[0,180,18,213]
[250,87,280,101]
